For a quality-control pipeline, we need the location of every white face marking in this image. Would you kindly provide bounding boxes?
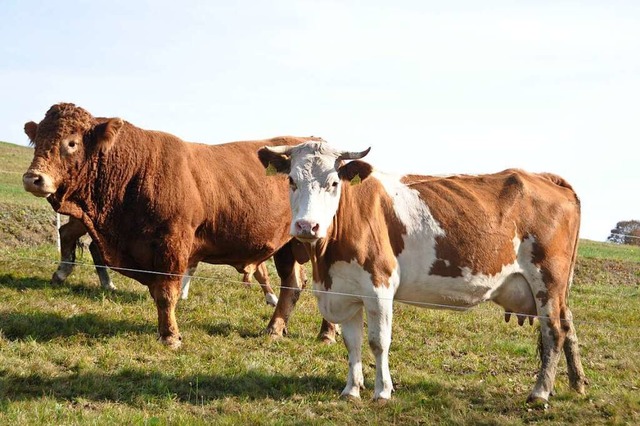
[288,143,342,240]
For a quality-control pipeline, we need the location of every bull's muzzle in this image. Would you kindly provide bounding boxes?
[22,171,56,197]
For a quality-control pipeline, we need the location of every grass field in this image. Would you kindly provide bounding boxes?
[1,141,639,425]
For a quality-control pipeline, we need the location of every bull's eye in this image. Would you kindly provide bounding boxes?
[68,141,76,148]
[288,176,297,191]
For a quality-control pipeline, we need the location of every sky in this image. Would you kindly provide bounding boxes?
[1,1,638,241]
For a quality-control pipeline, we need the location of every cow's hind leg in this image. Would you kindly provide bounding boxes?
[180,264,198,300]
[52,219,84,284]
[149,278,182,349]
[253,262,278,307]
[88,240,116,290]
[562,307,587,394]
[340,306,365,399]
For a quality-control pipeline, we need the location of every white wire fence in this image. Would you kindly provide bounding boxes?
[2,251,638,331]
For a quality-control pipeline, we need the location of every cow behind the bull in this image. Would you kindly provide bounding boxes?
[22,103,336,348]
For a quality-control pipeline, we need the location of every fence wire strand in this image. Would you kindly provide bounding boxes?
[1,253,637,331]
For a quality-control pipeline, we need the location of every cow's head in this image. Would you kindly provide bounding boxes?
[259,141,372,242]
[22,103,123,199]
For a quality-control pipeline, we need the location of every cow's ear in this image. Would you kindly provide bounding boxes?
[92,118,123,153]
[258,147,291,174]
[24,121,38,145]
[338,160,373,184]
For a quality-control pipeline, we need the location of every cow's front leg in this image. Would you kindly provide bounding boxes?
[149,279,182,349]
[365,297,394,400]
[340,306,365,399]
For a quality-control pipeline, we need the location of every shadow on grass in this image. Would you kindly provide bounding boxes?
[205,322,266,339]
[0,310,154,341]
[0,368,344,404]
[0,273,146,304]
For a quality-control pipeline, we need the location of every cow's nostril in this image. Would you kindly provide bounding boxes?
[312,223,319,232]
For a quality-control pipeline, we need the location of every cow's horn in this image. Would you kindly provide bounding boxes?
[264,145,294,155]
[337,147,371,161]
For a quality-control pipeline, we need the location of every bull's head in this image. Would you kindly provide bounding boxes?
[22,103,123,199]
[258,141,372,242]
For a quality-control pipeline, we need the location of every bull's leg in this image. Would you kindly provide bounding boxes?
[88,240,116,290]
[149,279,182,349]
[266,243,303,337]
[562,307,587,394]
[253,262,278,307]
[51,219,85,284]
[180,264,198,300]
[340,306,365,399]
[365,295,394,400]
[267,242,336,341]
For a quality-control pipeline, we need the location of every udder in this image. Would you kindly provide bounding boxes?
[491,273,537,325]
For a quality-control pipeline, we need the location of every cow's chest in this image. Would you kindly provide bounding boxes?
[312,260,398,324]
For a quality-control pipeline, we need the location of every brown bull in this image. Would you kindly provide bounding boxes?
[22,103,335,348]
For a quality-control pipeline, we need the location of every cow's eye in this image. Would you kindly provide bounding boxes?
[68,141,76,148]
[288,176,297,191]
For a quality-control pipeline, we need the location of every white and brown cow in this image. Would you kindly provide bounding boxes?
[259,141,587,404]
[22,103,336,349]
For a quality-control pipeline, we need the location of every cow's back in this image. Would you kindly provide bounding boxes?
[402,168,580,278]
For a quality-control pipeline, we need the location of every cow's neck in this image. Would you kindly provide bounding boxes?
[306,177,406,290]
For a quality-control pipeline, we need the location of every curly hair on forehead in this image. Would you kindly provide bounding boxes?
[36,103,95,142]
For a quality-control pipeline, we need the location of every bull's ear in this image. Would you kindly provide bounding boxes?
[338,160,373,184]
[24,121,38,144]
[93,118,123,153]
[258,146,291,174]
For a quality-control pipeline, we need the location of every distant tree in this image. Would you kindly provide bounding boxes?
[607,220,640,246]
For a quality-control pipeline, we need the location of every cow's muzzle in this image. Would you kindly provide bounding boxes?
[293,219,321,243]
[22,171,56,197]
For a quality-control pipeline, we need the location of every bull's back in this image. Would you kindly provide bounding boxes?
[185,136,321,264]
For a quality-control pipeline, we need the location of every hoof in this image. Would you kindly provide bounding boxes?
[102,282,117,291]
[51,272,64,285]
[160,335,183,350]
[340,393,361,402]
[570,378,588,395]
[373,397,390,406]
[319,334,337,345]
[265,327,287,339]
[265,320,287,338]
[526,395,549,410]
[265,294,278,307]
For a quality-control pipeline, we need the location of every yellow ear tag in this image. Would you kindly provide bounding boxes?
[265,162,277,176]
[350,173,362,186]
